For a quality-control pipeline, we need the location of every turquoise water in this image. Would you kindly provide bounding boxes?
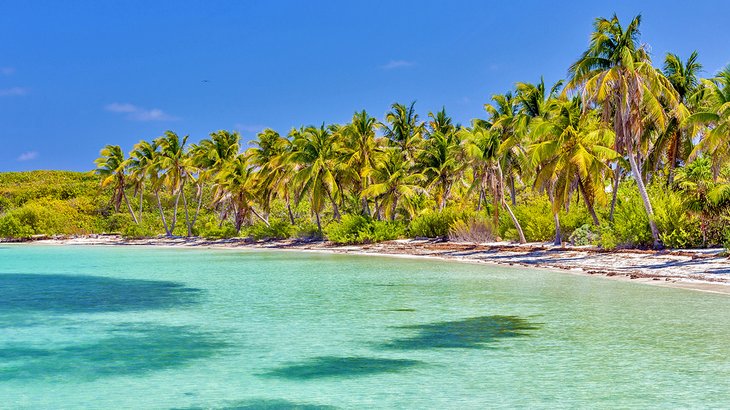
[1,245,730,409]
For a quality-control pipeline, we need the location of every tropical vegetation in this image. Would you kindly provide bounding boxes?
[2,14,730,249]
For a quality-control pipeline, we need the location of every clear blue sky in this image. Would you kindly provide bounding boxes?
[1,1,728,171]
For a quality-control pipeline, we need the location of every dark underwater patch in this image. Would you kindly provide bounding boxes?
[0,273,201,313]
[261,356,422,380]
[0,324,227,381]
[381,315,539,350]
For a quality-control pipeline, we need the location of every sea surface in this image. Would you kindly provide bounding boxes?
[1,245,730,409]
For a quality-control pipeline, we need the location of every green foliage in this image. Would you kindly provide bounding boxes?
[611,186,653,247]
[597,225,619,250]
[196,215,237,239]
[653,188,703,248]
[325,215,404,244]
[121,222,157,239]
[568,224,599,246]
[248,219,292,240]
[0,214,34,239]
[409,209,463,238]
[509,194,554,242]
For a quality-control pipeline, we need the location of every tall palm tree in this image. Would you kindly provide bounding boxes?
[648,51,702,183]
[247,128,290,220]
[154,131,190,236]
[127,140,159,222]
[530,98,618,244]
[339,110,381,216]
[290,124,341,233]
[688,65,730,178]
[567,14,679,249]
[485,92,525,206]
[362,148,426,221]
[420,108,463,210]
[190,130,241,230]
[94,145,139,224]
[382,101,424,159]
[461,123,526,243]
[212,154,268,233]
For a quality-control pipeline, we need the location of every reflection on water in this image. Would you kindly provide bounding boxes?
[0,324,227,381]
[262,356,423,380]
[382,315,539,350]
[0,273,201,313]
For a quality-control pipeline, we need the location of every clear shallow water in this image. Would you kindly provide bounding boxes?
[1,245,730,409]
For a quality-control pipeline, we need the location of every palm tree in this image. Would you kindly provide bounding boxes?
[362,148,426,221]
[461,123,526,243]
[420,108,463,210]
[94,145,139,224]
[485,92,525,206]
[290,124,341,233]
[382,101,424,159]
[339,110,381,216]
[246,128,290,221]
[127,140,159,223]
[530,98,618,244]
[567,14,679,249]
[212,154,268,233]
[190,130,241,230]
[648,51,702,183]
[154,131,190,236]
[688,65,730,178]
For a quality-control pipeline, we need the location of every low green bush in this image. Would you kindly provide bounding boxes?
[568,224,599,246]
[121,222,157,239]
[325,215,405,244]
[448,214,495,242]
[248,219,292,240]
[409,209,462,238]
[197,215,238,239]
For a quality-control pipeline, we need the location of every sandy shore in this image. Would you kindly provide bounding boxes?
[12,235,730,295]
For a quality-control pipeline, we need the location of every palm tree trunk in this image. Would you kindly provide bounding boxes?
[138,181,144,222]
[190,184,204,234]
[609,167,621,222]
[285,193,296,225]
[509,175,516,206]
[250,207,270,227]
[155,191,171,236]
[122,189,139,225]
[170,188,182,235]
[577,178,600,226]
[548,189,561,246]
[315,212,322,236]
[390,195,398,222]
[327,190,341,220]
[497,163,525,243]
[182,185,192,237]
[627,147,662,249]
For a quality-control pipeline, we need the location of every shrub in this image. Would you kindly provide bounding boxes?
[197,215,238,239]
[248,219,292,240]
[121,222,157,239]
[611,187,653,247]
[325,215,369,244]
[0,215,34,239]
[357,220,405,243]
[568,224,599,246]
[508,194,554,242]
[409,209,461,238]
[597,225,619,250]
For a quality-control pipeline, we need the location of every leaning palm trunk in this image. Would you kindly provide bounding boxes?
[137,181,144,222]
[548,188,561,246]
[609,167,621,222]
[122,189,139,225]
[154,191,171,236]
[577,177,600,226]
[497,162,525,243]
[627,145,662,248]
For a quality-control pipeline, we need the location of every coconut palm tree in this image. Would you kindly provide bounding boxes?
[530,98,618,244]
[382,101,424,159]
[212,154,268,233]
[362,148,426,221]
[647,51,702,183]
[190,130,241,230]
[290,124,341,233]
[688,65,730,178]
[420,108,464,210]
[154,131,190,236]
[567,14,679,249]
[485,92,525,206]
[461,123,526,243]
[247,128,291,220]
[339,110,381,216]
[95,145,138,224]
[126,140,159,222]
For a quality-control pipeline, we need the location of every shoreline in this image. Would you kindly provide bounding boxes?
[9,235,730,295]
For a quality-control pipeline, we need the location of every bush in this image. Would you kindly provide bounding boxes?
[507,194,554,242]
[597,225,619,250]
[325,215,405,244]
[449,215,495,243]
[248,219,292,240]
[121,222,157,239]
[409,209,462,238]
[611,187,653,247]
[0,215,34,239]
[568,224,599,246]
[197,215,238,239]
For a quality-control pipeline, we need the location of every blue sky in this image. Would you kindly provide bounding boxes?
[1,1,728,171]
